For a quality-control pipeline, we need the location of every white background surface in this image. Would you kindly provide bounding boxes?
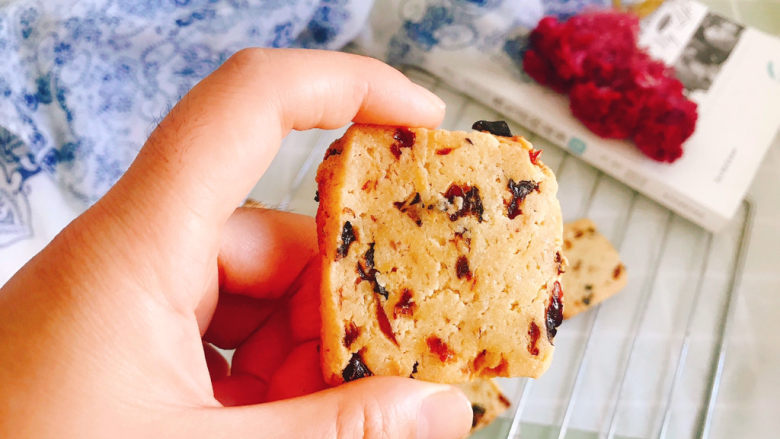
[711,132,780,438]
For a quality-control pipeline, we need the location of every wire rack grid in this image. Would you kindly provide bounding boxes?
[247,68,752,439]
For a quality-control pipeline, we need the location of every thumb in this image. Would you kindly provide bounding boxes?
[182,377,472,439]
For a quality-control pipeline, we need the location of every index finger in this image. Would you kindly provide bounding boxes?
[102,48,445,244]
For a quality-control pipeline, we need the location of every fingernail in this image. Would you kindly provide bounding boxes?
[418,387,472,439]
[413,82,446,112]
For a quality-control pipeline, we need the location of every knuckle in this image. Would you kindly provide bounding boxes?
[367,56,390,72]
[224,47,270,73]
[335,395,395,439]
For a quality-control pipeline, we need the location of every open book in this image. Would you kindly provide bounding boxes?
[357,0,780,231]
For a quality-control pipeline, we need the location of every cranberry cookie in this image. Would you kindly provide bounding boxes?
[458,379,511,431]
[315,122,564,385]
[561,218,627,319]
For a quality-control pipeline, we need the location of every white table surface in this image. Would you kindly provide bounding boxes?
[710,132,780,439]
[695,2,780,423]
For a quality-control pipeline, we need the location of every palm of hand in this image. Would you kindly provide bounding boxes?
[0,48,471,439]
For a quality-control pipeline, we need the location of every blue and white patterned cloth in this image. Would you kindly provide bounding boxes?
[0,0,607,282]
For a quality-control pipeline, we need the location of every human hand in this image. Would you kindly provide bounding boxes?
[0,49,472,439]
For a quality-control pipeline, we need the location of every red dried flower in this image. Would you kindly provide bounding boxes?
[570,82,640,138]
[523,11,698,163]
[634,92,698,163]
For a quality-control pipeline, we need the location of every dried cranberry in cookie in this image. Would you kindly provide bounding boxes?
[393,192,423,226]
[443,184,484,222]
[546,281,564,343]
[356,242,388,299]
[528,321,541,356]
[471,404,486,427]
[336,221,356,260]
[343,322,360,348]
[529,149,542,165]
[506,179,539,219]
[393,289,416,318]
[389,127,415,159]
[427,336,455,362]
[456,256,472,280]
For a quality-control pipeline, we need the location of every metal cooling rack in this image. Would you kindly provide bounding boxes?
[248,68,753,439]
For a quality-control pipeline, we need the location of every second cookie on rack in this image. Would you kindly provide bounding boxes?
[561,218,628,319]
